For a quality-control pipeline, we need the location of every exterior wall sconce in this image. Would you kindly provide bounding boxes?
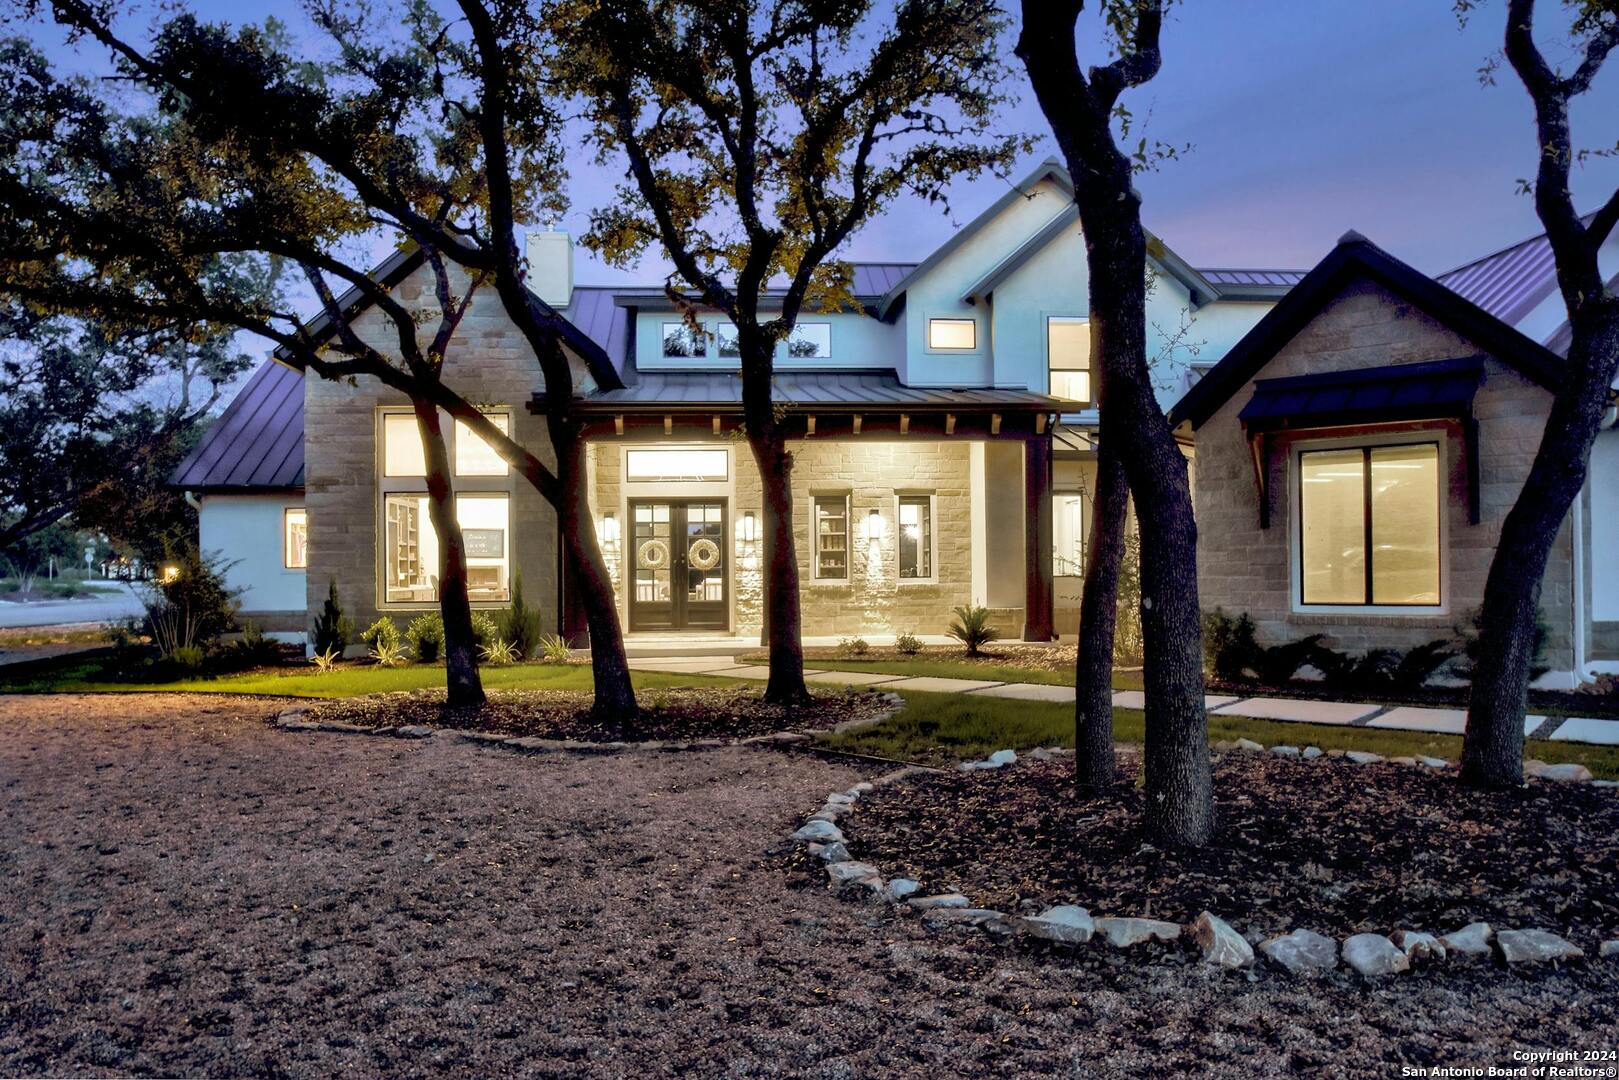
[600,511,620,547]
[865,507,886,539]
[740,511,759,543]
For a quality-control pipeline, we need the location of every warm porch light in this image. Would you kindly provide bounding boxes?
[160,563,180,583]
[864,507,886,539]
[600,512,620,546]
[740,511,759,543]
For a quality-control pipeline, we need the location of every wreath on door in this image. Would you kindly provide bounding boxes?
[688,537,721,572]
[637,539,670,571]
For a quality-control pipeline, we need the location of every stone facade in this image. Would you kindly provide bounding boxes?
[1193,279,1574,670]
[590,438,992,639]
[303,263,582,643]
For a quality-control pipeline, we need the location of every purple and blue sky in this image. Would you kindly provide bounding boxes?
[36,0,1619,283]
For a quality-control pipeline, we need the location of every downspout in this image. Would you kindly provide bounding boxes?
[184,491,202,512]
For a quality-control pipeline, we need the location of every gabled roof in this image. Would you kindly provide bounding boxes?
[879,158,1288,317]
[568,368,1060,411]
[171,359,305,492]
[271,245,625,390]
[1169,231,1565,430]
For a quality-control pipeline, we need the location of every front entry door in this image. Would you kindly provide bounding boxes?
[629,500,728,631]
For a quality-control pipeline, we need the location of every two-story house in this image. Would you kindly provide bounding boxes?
[172,158,1294,648]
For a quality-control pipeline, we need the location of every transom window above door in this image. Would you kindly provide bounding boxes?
[1299,442,1441,607]
[1047,316,1092,405]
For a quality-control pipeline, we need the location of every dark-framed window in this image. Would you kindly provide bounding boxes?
[812,495,849,580]
[1047,316,1092,405]
[1298,442,1441,606]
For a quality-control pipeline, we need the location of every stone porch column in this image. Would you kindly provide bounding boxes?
[1023,434,1055,641]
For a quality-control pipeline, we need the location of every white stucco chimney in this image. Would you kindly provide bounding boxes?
[526,230,574,308]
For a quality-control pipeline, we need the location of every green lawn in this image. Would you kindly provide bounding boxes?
[765,654,1147,690]
[816,690,1619,779]
[0,659,733,699]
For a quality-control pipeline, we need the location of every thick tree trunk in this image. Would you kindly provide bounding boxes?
[412,400,484,707]
[550,418,638,721]
[751,430,811,705]
[1073,440,1127,792]
[1463,305,1619,787]
[1084,209,1214,848]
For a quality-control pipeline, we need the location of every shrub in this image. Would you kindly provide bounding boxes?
[471,610,500,651]
[894,633,923,656]
[1202,608,1260,682]
[361,616,401,652]
[310,647,341,673]
[1254,634,1328,686]
[480,638,518,666]
[537,633,572,664]
[946,605,1000,657]
[216,621,286,672]
[139,545,240,660]
[1389,638,1460,694]
[405,613,445,663]
[170,644,205,672]
[1113,532,1144,664]
[312,580,353,657]
[838,636,871,658]
[500,572,544,660]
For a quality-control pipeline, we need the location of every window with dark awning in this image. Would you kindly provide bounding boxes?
[1237,356,1486,530]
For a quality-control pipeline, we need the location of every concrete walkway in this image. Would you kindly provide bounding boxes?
[626,654,1619,748]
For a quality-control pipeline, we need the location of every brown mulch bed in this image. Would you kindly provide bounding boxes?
[846,750,1619,942]
[300,685,894,742]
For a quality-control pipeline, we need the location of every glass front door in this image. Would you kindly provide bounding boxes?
[629,499,728,631]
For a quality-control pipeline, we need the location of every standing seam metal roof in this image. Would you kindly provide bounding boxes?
[170,359,305,491]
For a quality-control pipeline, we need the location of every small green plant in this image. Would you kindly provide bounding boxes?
[945,605,1000,657]
[500,572,544,659]
[1202,608,1261,682]
[646,688,669,712]
[894,632,923,655]
[170,644,205,672]
[361,616,402,651]
[310,647,341,673]
[372,640,409,667]
[217,621,286,672]
[471,610,500,651]
[480,638,519,666]
[405,613,445,663]
[538,632,573,664]
[312,580,353,657]
[838,636,871,657]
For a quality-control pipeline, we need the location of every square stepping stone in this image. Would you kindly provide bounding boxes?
[967,682,1077,703]
[1112,690,1146,710]
[703,665,774,679]
[1367,707,1466,734]
[1547,717,1619,745]
[1213,697,1381,725]
[881,676,1005,694]
[805,670,904,687]
[627,656,747,673]
[1205,695,1242,709]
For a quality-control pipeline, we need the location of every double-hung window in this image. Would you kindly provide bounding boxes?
[1298,442,1441,607]
[1047,316,1092,405]
[897,495,934,580]
[812,495,849,581]
[380,409,513,605]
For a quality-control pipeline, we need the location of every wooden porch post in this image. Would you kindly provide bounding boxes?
[1023,433,1055,641]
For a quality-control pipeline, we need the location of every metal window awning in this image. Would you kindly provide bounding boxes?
[1237,356,1487,528]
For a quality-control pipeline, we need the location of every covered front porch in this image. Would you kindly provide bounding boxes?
[540,371,1062,645]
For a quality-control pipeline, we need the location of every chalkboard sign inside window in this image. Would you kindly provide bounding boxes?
[463,529,505,558]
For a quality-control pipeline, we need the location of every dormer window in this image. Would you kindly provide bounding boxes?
[1047,316,1092,405]
[928,317,977,351]
[716,322,741,358]
[661,322,707,358]
[786,322,831,359]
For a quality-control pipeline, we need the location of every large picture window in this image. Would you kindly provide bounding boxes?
[284,508,308,569]
[1299,443,1440,606]
[812,495,849,580]
[897,495,933,580]
[383,494,511,604]
[1047,317,1092,405]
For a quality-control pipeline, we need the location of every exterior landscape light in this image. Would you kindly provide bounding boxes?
[160,564,181,583]
[741,511,759,543]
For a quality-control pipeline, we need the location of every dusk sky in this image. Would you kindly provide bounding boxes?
[36,0,1619,285]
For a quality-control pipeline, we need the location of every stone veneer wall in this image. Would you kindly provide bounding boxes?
[1193,279,1574,670]
[304,263,580,643]
[592,439,987,639]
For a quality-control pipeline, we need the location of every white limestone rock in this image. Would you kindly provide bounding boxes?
[1416,756,1449,769]
[1259,929,1338,976]
[907,893,970,911]
[793,820,845,844]
[1438,922,1494,958]
[1094,917,1182,948]
[815,841,852,864]
[1495,929,1583,964]
[1345,751,1383,765]
[1342,934,1410,976]
[987,749,1018,766]
[1392,929,1446,961]
[1236,738,1264,752]
[848,782,875,795]
[1016,905,1095,945]
[826,862,882,890]
[922,907,1010,932]
[1302,746,1324,760]
[825,792,856,806]
[1599,940,1619,959]
[1193,912,1254,969]
[1270,745,1301,759]
[883,878,921,901]
[1525,760,1595,783]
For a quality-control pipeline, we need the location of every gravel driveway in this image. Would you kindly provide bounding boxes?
[1,694,1615,1078]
